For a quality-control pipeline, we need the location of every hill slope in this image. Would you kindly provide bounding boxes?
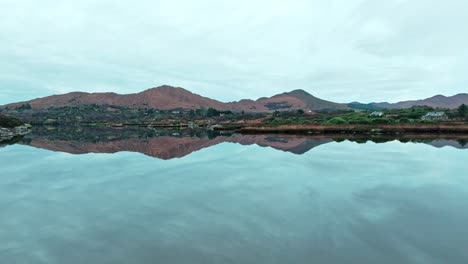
[1,86,346,112]
[370,93,468,109]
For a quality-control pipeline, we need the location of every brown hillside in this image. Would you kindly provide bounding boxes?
[2,85,346,112]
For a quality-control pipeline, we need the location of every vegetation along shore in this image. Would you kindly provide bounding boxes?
[0,114,31,142]
[1,86,467,136]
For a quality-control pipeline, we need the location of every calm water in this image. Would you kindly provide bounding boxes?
[1,132,468,264]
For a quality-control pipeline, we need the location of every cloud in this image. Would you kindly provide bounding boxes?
[0,0,467,104]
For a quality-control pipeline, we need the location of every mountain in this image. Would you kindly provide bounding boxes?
[17,131,468,159]
[225,89,346,112]
[4,85,466,111]
[2,85,227,111]
[21,133,333,160]
[369,93,468,109]
[347,102,385,111]
[1,85,346,112]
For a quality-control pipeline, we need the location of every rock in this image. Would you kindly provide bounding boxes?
[0,125,31,142]
[0,128,14,138]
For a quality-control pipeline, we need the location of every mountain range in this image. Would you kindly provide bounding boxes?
[13,133,468,160]
[1,85,467,112]
[20,135,332,160]
[370,94,468,109]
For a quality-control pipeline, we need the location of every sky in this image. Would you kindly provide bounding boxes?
[0,0,467,105]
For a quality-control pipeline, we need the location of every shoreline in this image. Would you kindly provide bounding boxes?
[28,122,468,135]
[0,125,31,142]
[230,123,468,135]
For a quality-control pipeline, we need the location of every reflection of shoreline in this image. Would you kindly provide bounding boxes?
[15,127,468,160]
[0,136,24,148]
[236,124,468,134]
[21,133,333,160]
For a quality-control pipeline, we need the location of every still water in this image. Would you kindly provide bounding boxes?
[1,131,468,264]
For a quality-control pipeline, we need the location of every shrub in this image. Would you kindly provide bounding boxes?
[325,117,347,125]
[0,115,23,128]
[370,118,391,124]
[399,117,411,123]
[458,104,468,117]
[348,117,370,124]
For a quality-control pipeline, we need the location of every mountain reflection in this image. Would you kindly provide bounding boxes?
[10,126,468,159]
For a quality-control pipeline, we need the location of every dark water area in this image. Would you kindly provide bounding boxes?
[1,127,468,263]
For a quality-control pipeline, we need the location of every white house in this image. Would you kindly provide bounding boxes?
[370,111,384,117]
[422,112,448,121]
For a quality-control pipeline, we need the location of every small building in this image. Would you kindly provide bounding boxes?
[422,112,448,121]
[370,111,384,117]
[171,110,181,114]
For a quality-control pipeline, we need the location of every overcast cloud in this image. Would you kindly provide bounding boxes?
[0,0,467,104]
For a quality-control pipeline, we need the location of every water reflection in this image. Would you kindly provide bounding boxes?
[1,127,468,264]
[6,126,468,159]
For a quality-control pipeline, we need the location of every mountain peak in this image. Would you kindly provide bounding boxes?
[366,93,468,109]
[430,94,447,99]
[271,89,314,100]
[1,86,343,112]
[284,89,312,97]
[266,89,346,110]
[143,85,185,93]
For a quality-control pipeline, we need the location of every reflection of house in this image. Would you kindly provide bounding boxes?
[422,112,448,121]
[370,111,384,117]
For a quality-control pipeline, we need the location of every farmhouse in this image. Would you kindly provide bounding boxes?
[370,111,384,117]
[421,112,448,121]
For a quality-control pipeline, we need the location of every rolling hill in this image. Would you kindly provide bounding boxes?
[369,93,468,109]
[2,85,466,112]
[1,85,347,112]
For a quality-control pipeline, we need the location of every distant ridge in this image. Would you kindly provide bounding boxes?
[369,93,468,109]
[1,85,346,112]
[23,134,333,160]
[2,85,466,112]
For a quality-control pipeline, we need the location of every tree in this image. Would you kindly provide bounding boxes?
[15,103,32,111]
[458,139,468,147]
[370,118,391,124]
[399,117,411,123]
[0,114,23,128]
[325,117,347,125]
[195,108,206,116]
[458,104,468,118]
[297,109,305,115]
[348,117,370,124]
[189,109,195,117]
[206,108,220,117]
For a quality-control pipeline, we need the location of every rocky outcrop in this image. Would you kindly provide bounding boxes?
[0,125,31,142]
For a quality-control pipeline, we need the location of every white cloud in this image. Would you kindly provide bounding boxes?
[0,0,467,104]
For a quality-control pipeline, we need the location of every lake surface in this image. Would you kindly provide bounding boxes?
[1,130,468,264]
